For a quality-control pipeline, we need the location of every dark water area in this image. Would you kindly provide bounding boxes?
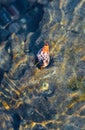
[0,0,85,130]
[25,3,44,32]
[0,68,4,84]
[12,113,21,130]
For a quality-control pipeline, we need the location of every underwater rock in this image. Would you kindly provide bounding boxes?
[0,112,13,130]
[36,0,61,42]
[32,96,56,121]
[0,43,11,72]
[8,34,29,79]
[32,124,47,130]
[17,96,56,123]
[0,29,10,42]
[62,125,80,130]
[37,0,49,5]
[39,82,55,97]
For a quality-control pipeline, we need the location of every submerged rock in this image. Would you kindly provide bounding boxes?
[0,42,11,72]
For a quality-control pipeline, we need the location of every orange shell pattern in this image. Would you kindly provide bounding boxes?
[42,43,49,53]
[37,43,50,68]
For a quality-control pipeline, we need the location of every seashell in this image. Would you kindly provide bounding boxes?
[36,43,50,68]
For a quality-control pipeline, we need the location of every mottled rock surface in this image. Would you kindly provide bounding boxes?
[0,0,85,130]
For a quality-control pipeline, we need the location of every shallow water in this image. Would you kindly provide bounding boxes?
[0,0,85,130]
